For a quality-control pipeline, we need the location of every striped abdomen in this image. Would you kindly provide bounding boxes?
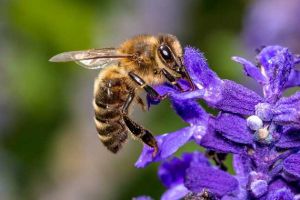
[93,78,130,153]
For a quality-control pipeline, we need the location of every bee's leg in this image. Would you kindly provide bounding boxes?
[123,115,158,156]
[179,60,196,91]
[121,90,135,114]
[121,90,146,112]
[161,68,184,91]
[135,96,146,111]
[128,71,167,100]
[121,91,158,156]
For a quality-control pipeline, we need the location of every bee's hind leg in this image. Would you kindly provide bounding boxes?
[121,91,158,156]
[123,115,158,157]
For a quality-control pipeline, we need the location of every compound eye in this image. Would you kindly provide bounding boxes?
[159,45,173,61]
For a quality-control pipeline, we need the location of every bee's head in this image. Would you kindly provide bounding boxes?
[157,34,187,77]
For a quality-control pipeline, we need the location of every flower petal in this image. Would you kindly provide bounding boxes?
[283,153,300,179]
[255,102,273,121]
[184,165,239,197]
[160,126,201,159]
[233,154,251,177]
[200,119,245,154]
[276,127,300,149]
[159,158,186,188]
[211,80,263,115]
[231,154,251,200]
[267,178,294,200]
[135,134,166,168]
[268,178,300,196]
[233,154,251,184]
[161,184,189,200]
[170,96,209,126]
[173,88,205,101]
[158,152,210,188]
[184,47,221,89]
[232,56,266,84]
[215,113,253,144]
[266,188,294,200]
[268,178,290,192]
[135,126,202,168]
[273,91,300,128]
[285,69,300,88]
[256,46,294,102]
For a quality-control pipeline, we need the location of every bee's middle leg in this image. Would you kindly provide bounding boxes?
[121,91,158,156]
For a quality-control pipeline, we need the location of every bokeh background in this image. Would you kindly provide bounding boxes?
[1,0,299,199]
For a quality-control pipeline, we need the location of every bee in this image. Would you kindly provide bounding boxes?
[49,34,194,155]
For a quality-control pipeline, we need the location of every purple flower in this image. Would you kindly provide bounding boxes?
[158,152,238,200]
[135,46,300,199]
[244,0,300,53]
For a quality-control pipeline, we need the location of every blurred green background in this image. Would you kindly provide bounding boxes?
[1,0,299,199]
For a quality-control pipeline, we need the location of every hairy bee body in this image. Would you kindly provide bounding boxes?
[93,67,130,152]
[50,34,192,154]
[118,35,164,84]
[93,35,170,152]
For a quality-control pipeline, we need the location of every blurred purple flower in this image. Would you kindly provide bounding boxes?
[132,196,153,200]
[244,0,300,53]
[136,46,300,199]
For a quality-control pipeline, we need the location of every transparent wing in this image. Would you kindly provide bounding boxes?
[49,48,132,69]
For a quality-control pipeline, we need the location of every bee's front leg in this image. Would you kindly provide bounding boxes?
[161,68,184,92]
[128,71,167,101]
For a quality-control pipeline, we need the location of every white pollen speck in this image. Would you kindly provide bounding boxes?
[257,128,269,140]
[247,115,263,131]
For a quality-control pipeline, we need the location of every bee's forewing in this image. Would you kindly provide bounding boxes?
[49,51,88,62]
[74,58,119,69]
[49,48,132,69]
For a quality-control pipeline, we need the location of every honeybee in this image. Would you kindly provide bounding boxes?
[49,34,194,155]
